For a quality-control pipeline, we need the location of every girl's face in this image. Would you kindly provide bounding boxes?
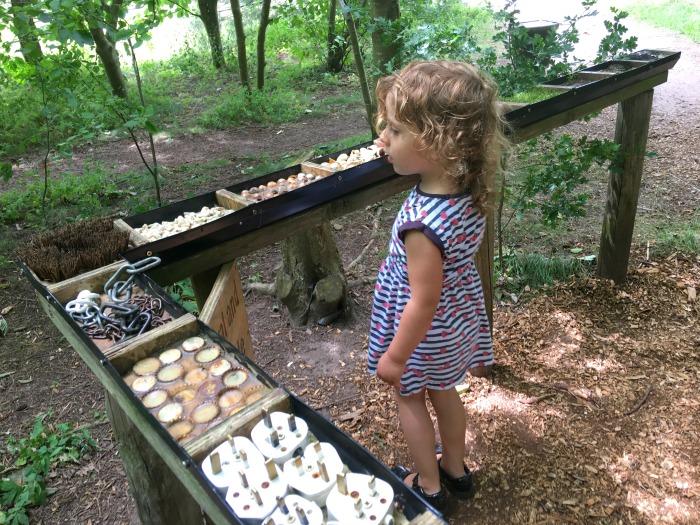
[376,95,437,177]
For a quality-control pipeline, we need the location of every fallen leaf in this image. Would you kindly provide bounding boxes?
[688,286,696,302]
[18,377,33,384]
[1,305,13,315]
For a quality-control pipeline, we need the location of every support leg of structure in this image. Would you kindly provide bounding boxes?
[191,266,221,310]
[105,392,204,525]
[475,209,495,328]
[598,89,654,284]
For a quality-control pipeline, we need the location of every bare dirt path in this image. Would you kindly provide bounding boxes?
[1,11,698,525]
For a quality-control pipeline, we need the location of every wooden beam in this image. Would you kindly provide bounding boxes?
[514,72,666,143]
[198,261,254,358]
[475,209,495,327]
[598,89,655,283]
[150,175,418,285]
[35,292,235,525]
[105,392,204,525]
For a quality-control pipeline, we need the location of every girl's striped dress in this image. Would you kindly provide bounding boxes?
[368,186,493,396]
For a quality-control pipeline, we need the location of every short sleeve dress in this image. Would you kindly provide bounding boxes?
[368,185,493,396]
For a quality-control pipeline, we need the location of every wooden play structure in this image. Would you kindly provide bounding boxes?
[21,49,679,524]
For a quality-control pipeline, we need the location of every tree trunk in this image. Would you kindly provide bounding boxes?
[370,0,401,75]
[275,222,348,326]
[339,0,376,136]
[326,0,346,73]
[257,0,272,90]
[197,0,226,69]
[230,0,250,90]
[10,0,43,64]
[89,25,128,98]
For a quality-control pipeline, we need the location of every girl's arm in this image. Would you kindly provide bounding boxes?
[376,230,443,387]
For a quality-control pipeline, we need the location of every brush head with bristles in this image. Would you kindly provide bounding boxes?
[18,217,129,282]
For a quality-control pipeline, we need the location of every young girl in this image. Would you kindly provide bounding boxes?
[368,60,506,512]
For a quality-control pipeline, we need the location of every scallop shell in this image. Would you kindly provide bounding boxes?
[218,388,245,409]
[132,375,157,394]
[209,358,232,377]
[195,346,221,364]
[168,420,193,441]
[157,402,183,424]
[143,389,168,409]
[185,367,208,386]
[159,348,182,364]
[133,357,161,376]
[191,403,219,424]
[222,369,248,388]
[157,364,184,383]
[174,389,196,404]
[182,336,205,352]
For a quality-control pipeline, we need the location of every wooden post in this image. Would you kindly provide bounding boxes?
[598,89,654,283]
[105,393,204,525]
[198,261,254,358]
[475,203,495,328]
[191,266,221,310]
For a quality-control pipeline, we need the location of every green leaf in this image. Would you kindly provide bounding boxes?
[0,162,12,182]
[569,247,583,254]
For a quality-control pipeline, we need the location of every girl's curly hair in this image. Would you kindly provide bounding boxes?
[375,60,508,213]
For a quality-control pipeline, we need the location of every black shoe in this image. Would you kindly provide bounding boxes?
[437,459,476,500]
[391,465,450,514]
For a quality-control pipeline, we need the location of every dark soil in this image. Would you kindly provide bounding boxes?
[1,16,699,525]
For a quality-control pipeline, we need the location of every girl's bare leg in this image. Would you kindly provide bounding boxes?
[428,388,467,478]
[395,389,441,494]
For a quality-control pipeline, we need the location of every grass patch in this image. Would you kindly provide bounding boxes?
[498,252,589,292]
[626,0,700,42]
[0,412,96,524]
[0,166,122,226]
[198,87,310,129]
[648,216,700,256]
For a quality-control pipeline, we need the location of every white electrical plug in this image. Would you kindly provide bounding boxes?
[281,442,343,506]
[326,472,394,524]
[251,410,309,465]
[201,436,266,491]
[262,494,324,525]
[224,458,288,520]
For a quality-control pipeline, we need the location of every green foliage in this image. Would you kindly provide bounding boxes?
[167,279,198,314]
[0,165,120,225]
[626,0,700,43]
[512,133,621,227]
[199,84,309,128]
[0,412,96,525]
[273,0,339,65]
[497,252,588,292]
[400,1,492,62]
[652,216,700,256]
[596,7,638,62]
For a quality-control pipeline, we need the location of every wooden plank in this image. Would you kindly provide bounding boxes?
[514,71,666,142]
[408,511,446,524]
[598,89,655,283]
[185,387,290,461]
[215,189,250,211]
[114,217,150,247]
[105,392,204,525]
[198,262,253,358]
[105,313,198,372]
[150,175,418,285]
[301,160,334,177]
[35,292,235,525]
[48,260,125,304]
